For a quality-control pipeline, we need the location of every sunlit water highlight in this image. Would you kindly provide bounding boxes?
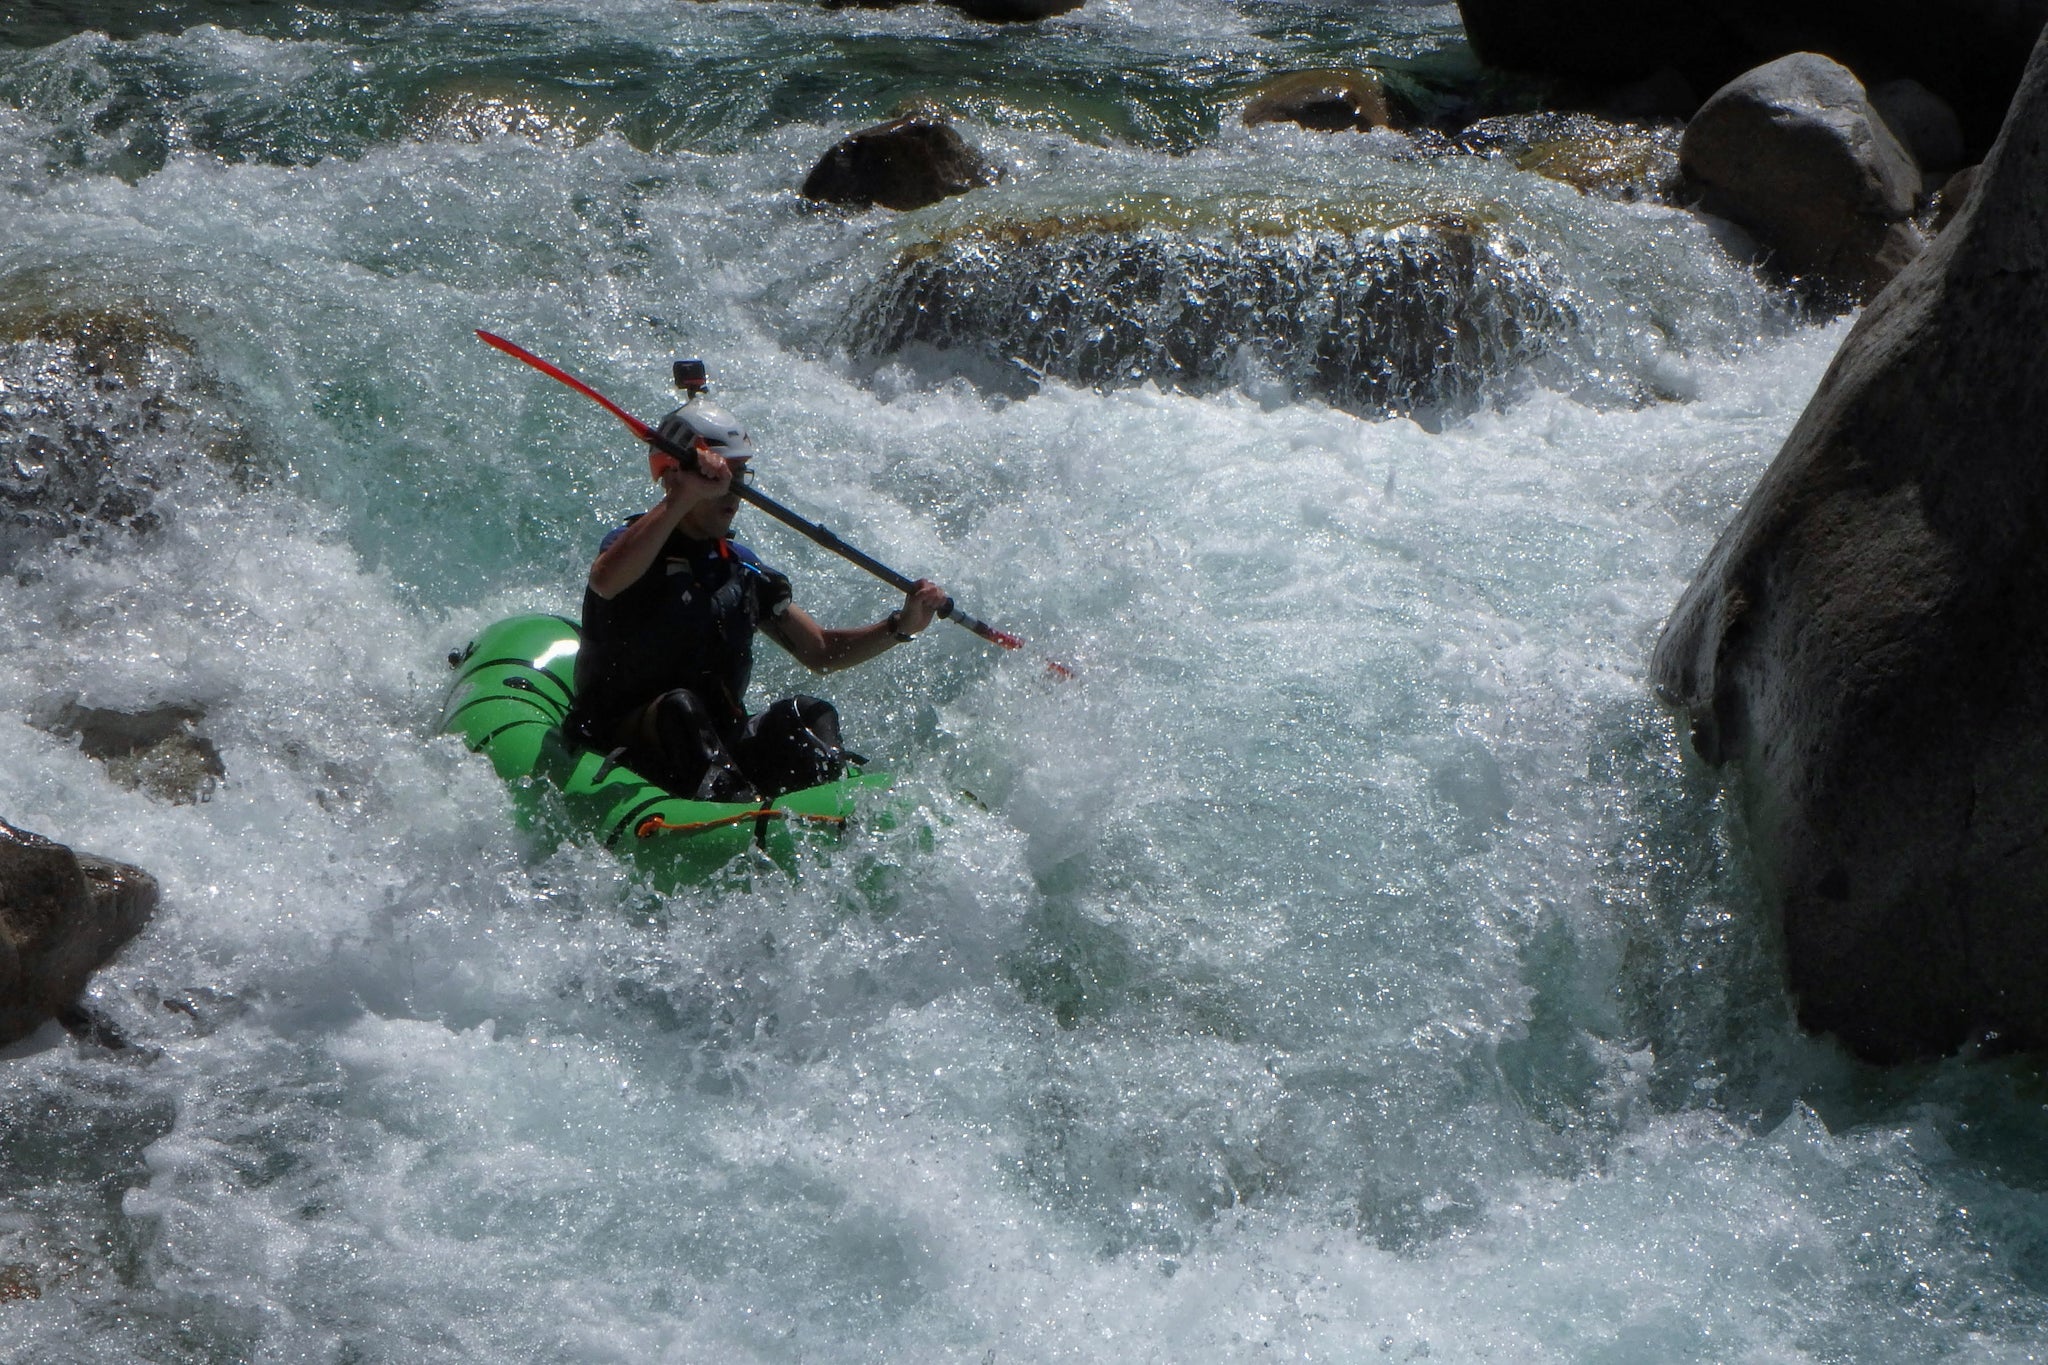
[4,4,2048,1361]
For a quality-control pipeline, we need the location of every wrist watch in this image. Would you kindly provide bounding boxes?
[886,610,916,642]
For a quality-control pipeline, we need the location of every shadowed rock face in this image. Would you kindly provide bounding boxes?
[1650,26,2048,1062]
[0,820,156,1047]
[1869,77,1968,174]
[1453,0,2048,157]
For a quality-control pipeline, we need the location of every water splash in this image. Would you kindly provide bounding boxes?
[845,216,1582,422]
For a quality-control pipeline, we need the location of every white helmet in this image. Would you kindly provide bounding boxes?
[656,398,755,459]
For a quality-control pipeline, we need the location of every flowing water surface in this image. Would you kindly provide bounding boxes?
[4,2,2048,1360]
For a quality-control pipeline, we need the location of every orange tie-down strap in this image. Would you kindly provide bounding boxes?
[635,806,849,839]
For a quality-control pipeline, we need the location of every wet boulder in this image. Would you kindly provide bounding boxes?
[1243,69,1409,133]
[801,115,998,213]
[1679,53,1925,302]
[1650,25,2048,1062]
[0,819,156,1048]
[841,208,1581,422]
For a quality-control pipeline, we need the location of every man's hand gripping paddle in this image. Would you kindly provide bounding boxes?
[476,330,1073,678]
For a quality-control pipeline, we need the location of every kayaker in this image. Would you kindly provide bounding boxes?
[563,397,949,803]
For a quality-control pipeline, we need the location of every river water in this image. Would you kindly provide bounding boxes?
[3,2,2047,1360]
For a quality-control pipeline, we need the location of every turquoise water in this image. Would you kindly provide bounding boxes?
[4,3,2047,1360]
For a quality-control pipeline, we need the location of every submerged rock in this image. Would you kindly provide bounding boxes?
[951,0,1080,15]
[1243,70,1410,133]
[801,115,998,212]
[0,819,156,1049]
[0,1264,36,1302]
[820,0,1083,20]
[1459,111,1681,201]
[38,702,225,805]
[945,0,1081,15]
[1651,25,2048,1062]
[842,209,1580,422]
[410,79,610,149]
[0,289,264,572]
[1679,53,1924,302]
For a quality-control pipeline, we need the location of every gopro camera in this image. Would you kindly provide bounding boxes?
[673,358,707,392]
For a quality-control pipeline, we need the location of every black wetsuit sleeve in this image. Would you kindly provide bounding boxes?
[756,567,793,618]
[732,544,793,618]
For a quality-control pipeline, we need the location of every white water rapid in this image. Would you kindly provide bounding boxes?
[4,3,2046,1361]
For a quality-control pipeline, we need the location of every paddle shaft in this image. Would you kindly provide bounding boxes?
[476,330,1022,652]
[726,481,1020,650]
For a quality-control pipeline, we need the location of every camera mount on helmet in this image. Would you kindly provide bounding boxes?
[650,360,755,480]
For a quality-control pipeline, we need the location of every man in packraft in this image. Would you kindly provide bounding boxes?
[565,394,948,801]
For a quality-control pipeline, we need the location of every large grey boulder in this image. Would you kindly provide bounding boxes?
[0,819,156,1047]
[1650,25,2048,1062]
[1680,53,1924,301]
